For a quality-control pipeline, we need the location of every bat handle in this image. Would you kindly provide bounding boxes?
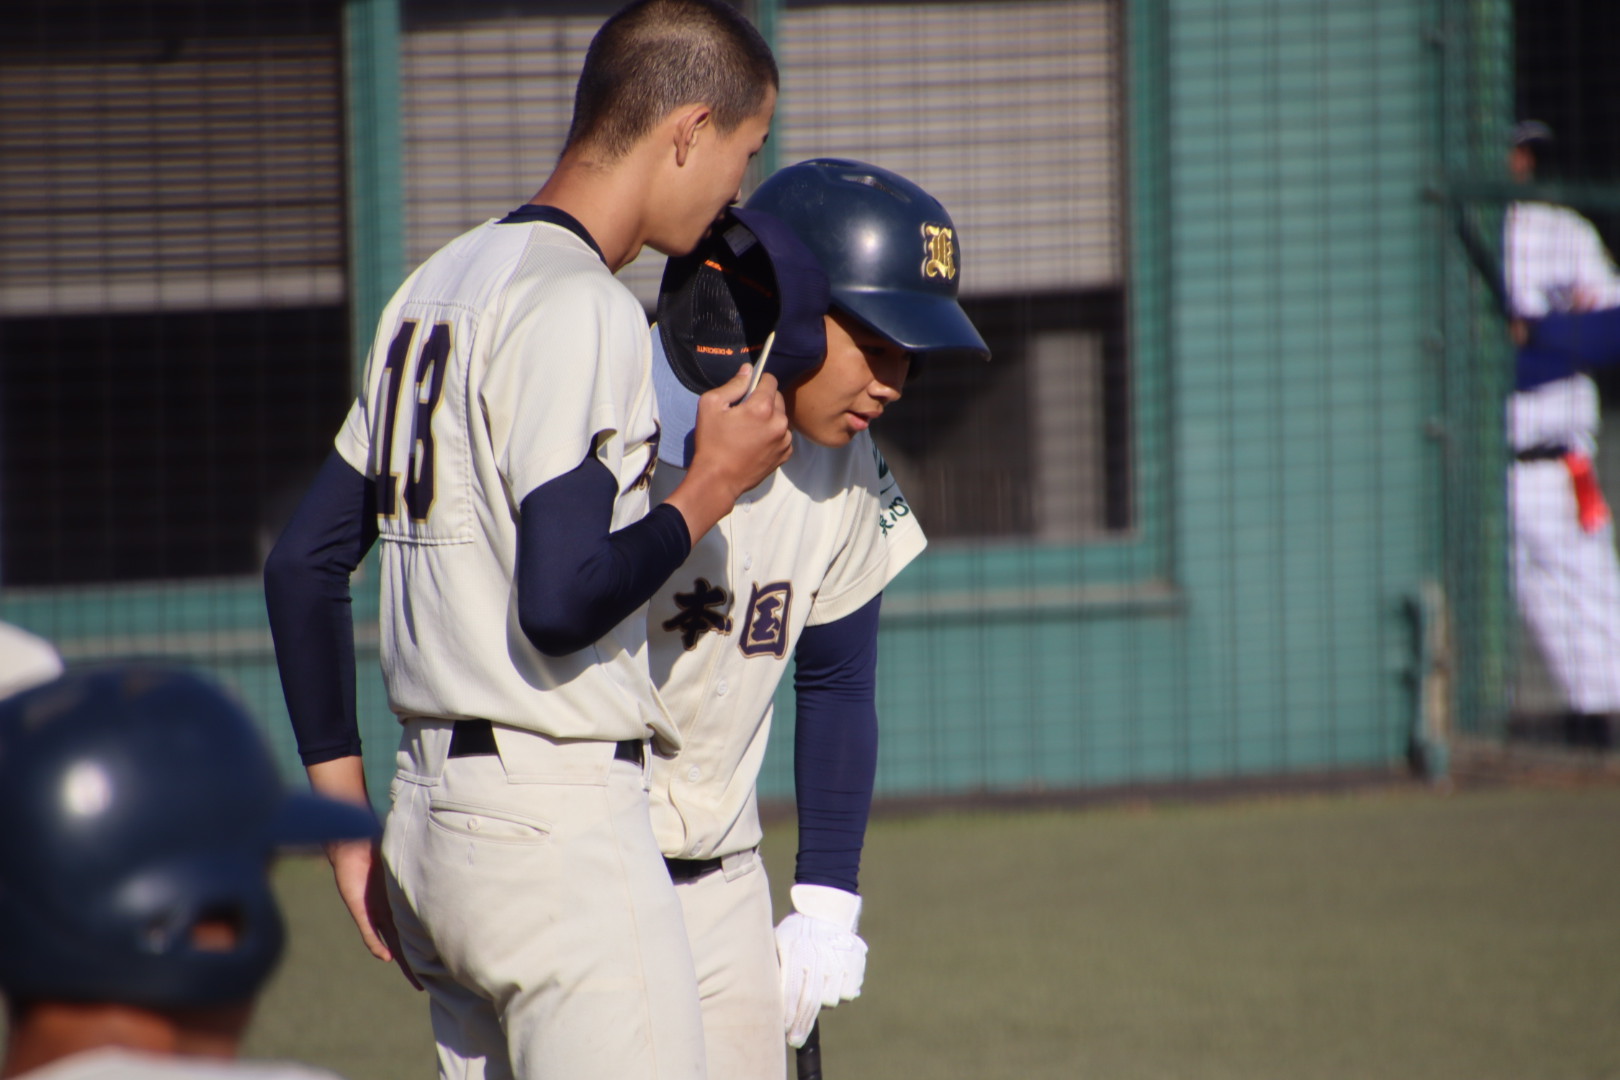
[796,1020,823,1080]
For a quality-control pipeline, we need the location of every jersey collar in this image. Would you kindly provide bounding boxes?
[497,203,606,264]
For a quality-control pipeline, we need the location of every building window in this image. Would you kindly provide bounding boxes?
[0,1,350,587]
[778,0,1129,542]
[395,0,1132,544]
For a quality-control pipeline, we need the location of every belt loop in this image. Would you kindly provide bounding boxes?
[720,848,758,882]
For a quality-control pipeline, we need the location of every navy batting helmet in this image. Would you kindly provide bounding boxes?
[0,666,377,1009]
[744,158,990,364]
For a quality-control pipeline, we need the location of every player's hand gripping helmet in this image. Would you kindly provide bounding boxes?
[0,666,377,1010]
[745,158,991,366]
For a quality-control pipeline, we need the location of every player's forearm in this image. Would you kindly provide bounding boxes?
[517,457,692,656]
[306,755,372,806]
[1516,308,1620,391]
[263,450,376,765]
[792,596,883,893]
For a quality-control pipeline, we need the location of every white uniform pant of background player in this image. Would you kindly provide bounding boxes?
[1508,376,1620,714]
[382,720,707,1080]
[673,849,786,1080]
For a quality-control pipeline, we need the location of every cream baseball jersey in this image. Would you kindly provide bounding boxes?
[18,1050,345,1080]
[335,219,671,743]
[1506,201,1620,318]
[647,430,926,859]
[1505,203,1620,451]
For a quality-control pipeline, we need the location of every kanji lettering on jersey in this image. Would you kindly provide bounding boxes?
[738,582,792,659]
[663,577,733,650]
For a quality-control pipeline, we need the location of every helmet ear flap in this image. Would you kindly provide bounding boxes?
[657,209,829,395]
[657,219,777,394]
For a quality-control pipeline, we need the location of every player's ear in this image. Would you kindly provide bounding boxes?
[672,105,712,168]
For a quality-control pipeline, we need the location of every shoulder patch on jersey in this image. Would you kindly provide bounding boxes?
[878,491,914,537]
[738,582,793,659]
[663,577,732,650]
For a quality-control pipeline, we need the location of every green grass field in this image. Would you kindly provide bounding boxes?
[244,784,1620,1080]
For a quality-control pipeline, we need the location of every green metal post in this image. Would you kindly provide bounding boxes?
[343,0,406,385]
[341,0,404,809]
[747,0,781,180]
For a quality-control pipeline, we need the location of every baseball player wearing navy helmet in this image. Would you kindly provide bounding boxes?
[647,159,988,1079]
[263,3,793,1078]
[0,665,376,1080]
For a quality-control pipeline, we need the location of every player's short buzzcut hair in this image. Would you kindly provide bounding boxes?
[565,0,777,161]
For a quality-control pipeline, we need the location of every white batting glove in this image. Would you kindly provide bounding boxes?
[775,883,868,1048]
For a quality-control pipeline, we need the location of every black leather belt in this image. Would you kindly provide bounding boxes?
[1516,444,1570,462]
[665,856,726,883]
[446,719,643,765]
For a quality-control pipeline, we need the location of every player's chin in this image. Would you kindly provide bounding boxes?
[648,233,701,258]
[647,220,714,258]
[666,206,735,256]
[801,420,858,449]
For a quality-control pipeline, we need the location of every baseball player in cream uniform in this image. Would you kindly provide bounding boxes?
[264,4,791,1078]
[1504,121,1620,741]
[644,160,990,1079]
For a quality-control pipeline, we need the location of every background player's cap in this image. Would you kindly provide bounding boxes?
[656,206,830,395]
[0,665,378,1009]
[744,158,991,365]
[1511,119,1554,146]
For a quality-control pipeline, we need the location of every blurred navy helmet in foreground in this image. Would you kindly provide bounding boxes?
[0,665,377,1009]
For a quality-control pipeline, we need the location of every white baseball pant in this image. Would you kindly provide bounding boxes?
[382,720,707,1080]
[673,848,786,1080]
[1511,459,1620,714]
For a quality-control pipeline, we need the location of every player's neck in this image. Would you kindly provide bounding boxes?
[532,151,660,274]
[1,1002,246,1077]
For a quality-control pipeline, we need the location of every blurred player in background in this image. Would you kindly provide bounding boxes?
[0,665,377,1080]
[263,2,790,1077]
[1503,120,1620,748]
[647,159,989,1078]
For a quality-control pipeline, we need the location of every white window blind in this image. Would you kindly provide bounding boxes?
[399,1,1120,305]
[777,1,1121,297]
[0,15,345,317]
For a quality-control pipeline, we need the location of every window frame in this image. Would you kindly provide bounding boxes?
[877,0,1175,622]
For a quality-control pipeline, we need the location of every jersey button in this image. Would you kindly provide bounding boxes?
[687,765,701,782]
[717,681,729,696]
[743,555,753,571]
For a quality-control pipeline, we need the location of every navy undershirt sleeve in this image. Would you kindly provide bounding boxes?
[517,455,692,656]
[1518,307,1620,390]
[263,450,378,767]
[793,594,883,893]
